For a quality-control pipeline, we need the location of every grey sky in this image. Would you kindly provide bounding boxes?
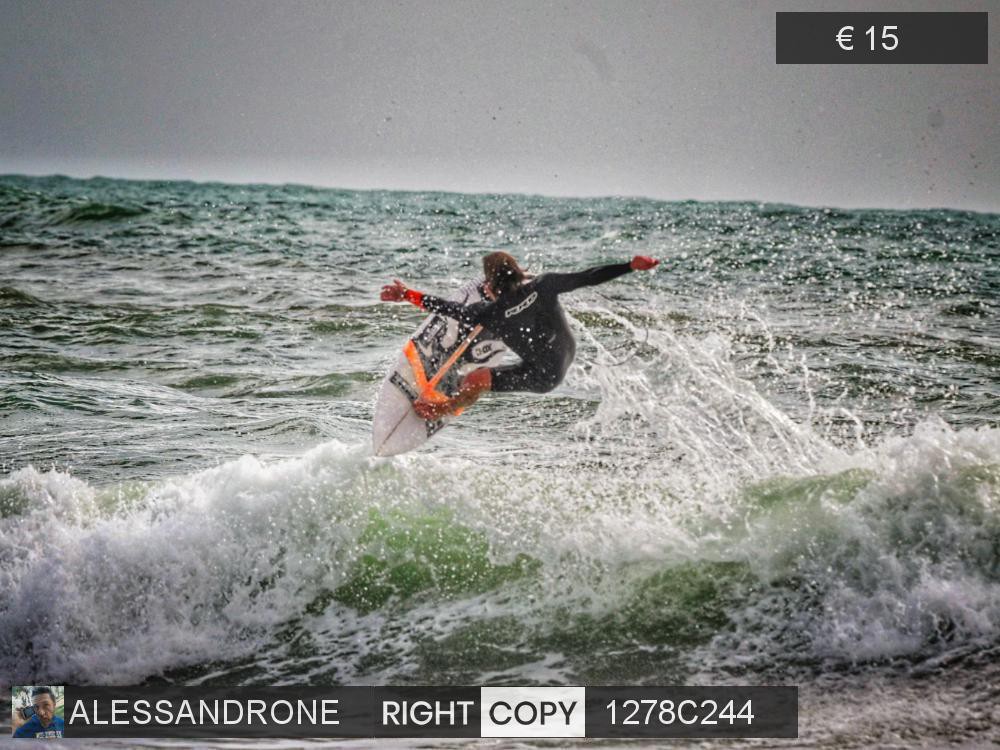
[1,0,997,211]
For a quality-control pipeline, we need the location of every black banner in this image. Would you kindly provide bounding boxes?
[776,12,988,64]
[53,685,797,739]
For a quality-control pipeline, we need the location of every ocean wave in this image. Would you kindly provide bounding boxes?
[0,286,47,307]
[1,417,997,686]
[52,201,149,224]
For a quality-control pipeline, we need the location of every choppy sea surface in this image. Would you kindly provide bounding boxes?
[1,174,998,748]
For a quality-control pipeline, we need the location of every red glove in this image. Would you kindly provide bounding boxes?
[380,280,424,308]
[380,280,406,301]
[630,255,659,271]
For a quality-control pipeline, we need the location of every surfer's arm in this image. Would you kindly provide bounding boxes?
[380,280,489,325]
[543,256,658,294]
[420,295,490,326]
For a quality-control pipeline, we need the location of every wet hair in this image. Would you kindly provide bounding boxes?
[482,251,526,298]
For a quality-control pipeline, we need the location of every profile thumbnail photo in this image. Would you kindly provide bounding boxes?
[11,686,64,739]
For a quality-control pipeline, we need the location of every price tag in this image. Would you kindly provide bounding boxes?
[776,12,988,64]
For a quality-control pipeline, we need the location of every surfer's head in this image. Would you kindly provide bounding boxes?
[483,251,525,298]
[30,687,56,727]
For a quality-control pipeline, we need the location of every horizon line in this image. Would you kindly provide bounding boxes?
[1,168,996,218]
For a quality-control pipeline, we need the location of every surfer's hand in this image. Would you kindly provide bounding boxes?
[630,255,659,271]
[381,280,407,302]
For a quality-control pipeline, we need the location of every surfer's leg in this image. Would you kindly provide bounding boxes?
[413,368,492,419]
[490,361,562,394]
[413,355,564,419]
[488,338,573,394]
[453,367,492,408]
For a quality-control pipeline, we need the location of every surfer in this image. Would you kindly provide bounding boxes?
[380,252,659,419]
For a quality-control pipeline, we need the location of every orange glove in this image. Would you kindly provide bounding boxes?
[630,255,659,271]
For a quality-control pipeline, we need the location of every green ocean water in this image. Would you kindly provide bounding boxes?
[1,174,999,745]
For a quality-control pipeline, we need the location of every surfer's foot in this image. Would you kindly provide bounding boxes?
[413,397,454,420]
[413,368,493,421]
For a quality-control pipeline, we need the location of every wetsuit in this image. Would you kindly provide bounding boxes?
[419,262,633,393]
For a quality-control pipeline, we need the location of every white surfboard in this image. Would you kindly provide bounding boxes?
[372,279,507,457]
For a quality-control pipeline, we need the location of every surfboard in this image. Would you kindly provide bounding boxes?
[372,279,506,456]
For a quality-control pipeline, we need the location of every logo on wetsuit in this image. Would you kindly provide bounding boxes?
[504,291,538,318]
[471,341,500,361]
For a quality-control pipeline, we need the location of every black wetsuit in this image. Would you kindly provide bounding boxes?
[421,262,633,393]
